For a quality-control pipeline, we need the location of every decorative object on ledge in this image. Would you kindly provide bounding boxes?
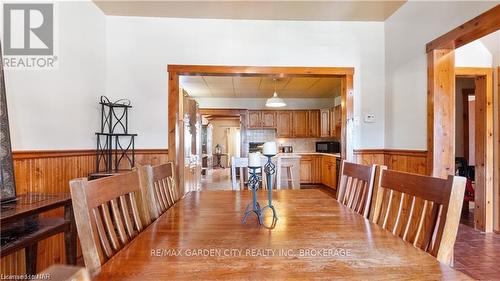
[242,144,278,229]
[94,96,137,175]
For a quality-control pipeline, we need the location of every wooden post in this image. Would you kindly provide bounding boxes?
[474,74,494,232]
[427,49,455,178]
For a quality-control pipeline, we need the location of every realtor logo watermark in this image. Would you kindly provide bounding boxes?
[2,3,58,69]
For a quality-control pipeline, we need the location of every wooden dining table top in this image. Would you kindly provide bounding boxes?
[93,189,471,280]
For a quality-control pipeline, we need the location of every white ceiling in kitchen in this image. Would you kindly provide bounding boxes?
[180,76,342,98]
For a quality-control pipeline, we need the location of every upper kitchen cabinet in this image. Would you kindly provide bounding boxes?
[248,110,262,128]
[262,111,277,128]
[292,110,309,137]
[276,111,293,137]
[320,109,330,137]
[248,110,277,128]
[330,105,341,137]
[308,110,320,138]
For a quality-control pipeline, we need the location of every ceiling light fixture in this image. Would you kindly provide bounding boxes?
[265,78,286,107]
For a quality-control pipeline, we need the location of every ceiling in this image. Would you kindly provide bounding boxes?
[93,1,406,21]
[180,76,341,98]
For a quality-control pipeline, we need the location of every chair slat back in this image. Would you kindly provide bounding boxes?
[145,162,180,220]
[69,170,146,272]
[336,161,376,218]
[231,157,248,190]
[372,167,466,265]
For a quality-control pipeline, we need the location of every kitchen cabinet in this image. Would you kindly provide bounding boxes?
[308,110,320,138]
[321,156,337,189]
[262,111,277,128]
[299,155,320,184]
[320,109,330,137]
[277,111,293,137]
[248,110,262,128]
[292,110,309,137]
[249,110,277,128]
[334,106,341,137]
[330,105,342,137]
[249,108,340,139]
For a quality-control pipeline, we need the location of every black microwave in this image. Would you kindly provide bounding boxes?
[316,141,340,153]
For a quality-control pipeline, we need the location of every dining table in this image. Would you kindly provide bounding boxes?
[93,189,471,280]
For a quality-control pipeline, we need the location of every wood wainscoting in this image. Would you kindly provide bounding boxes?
[354,149,428,175]
[1,149,168,275]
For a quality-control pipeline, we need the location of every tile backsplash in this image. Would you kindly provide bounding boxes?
[246,129,338,152]
[247,129,276,142]
[277,138,338,152]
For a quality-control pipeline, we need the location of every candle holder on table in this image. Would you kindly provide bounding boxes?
[242,152,278,228]
[242,166,263,225]
[261,154,278,227]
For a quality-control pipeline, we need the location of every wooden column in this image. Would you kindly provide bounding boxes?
[167,71,185,195]
[474,74,494,232]
[342,74,354,161]
[427,49,455,178]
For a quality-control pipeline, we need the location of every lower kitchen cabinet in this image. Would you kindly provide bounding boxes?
[299,154,337,188]
[321,156,337,189]
[299,155,320,184]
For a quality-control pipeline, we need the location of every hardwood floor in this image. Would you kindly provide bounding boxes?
[200,168,233,191]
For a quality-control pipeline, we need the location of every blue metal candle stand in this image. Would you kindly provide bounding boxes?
[242,155,278,228]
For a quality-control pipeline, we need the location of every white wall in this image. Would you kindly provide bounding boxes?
[105,17,386,149]
[384,1,499,149]
[2,1,106,150]
[456,40,493,67]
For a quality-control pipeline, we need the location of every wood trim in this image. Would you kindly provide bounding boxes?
[473,70,494,232]
[427,49,455,178]
[168,64,354,76]
[354,149,427,157]
[426,5,500,52]
[169,64,356,192]
[427,4,499,231]
[498,66,500,233]
[199,108,247,116]
[12,149,168,160]
[456,67,493,77]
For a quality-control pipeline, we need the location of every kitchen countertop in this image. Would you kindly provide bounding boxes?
[276,152,341,158]
[293,152,342,158]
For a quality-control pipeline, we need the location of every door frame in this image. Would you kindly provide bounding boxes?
[426,5,500,232]
[455,67,494,232]
[168,65,355,194]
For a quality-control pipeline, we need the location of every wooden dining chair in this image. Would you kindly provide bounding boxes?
[69,170,146,272]
[336,160,376,218]
[143,162,180,220]
[371,166,466,265]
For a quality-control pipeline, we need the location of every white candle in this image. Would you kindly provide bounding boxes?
[248,152,261,167]
[263,142,277,155]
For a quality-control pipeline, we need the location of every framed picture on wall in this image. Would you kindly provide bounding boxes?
[0,40,16,203]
